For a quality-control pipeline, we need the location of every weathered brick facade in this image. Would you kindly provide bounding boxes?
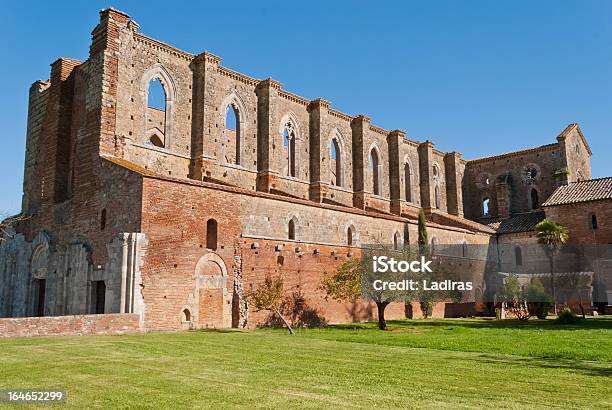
[0,313,140,338]
[1,8,607,333]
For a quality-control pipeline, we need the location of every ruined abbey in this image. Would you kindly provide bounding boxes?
[1,8,610,333]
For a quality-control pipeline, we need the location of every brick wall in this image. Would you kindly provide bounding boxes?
[544,199,612,245]
[464,144,568,220]
[0,313,141,338]
[137,174,490,330]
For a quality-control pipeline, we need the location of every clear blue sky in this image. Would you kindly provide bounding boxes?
[1,1,611,215]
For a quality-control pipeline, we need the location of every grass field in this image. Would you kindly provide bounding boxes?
[0,318,610,409]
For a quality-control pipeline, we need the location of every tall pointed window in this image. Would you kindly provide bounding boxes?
[288,218,296,240]
[146,78,166,148]
[283,124,297,177]
[515,246,523,266]
[370,149,380,195]
[283,128,296,177]
[331,138,342,186]
[432,164,441,209]
[404,163,412,202]
[206,219,218,250]
[347,225,355,246]
[225,104,241,165]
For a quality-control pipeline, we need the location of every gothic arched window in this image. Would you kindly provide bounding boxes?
[331,138,342,186]
[370,148,380,195]
[404,163,412,202]
[225,104,241,165]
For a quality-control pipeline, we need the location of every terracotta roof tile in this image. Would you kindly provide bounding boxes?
[487,211,545,234]
[542,177,612,206]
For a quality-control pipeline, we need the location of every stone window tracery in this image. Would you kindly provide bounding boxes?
[283,121,297,177]
[141,64,175,150]
[221,93,247,166]
[521,163,541,182]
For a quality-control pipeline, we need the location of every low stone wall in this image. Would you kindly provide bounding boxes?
[0,313,141,338]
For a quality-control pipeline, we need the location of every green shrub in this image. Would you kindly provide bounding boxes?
[526,279,551,319]
[527,303,549,319]
[420,300,434,318]
[556,307,581,324]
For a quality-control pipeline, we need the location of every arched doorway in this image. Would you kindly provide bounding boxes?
[194,254,230,328]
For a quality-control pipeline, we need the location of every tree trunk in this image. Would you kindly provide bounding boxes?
[376,301,389,330]
[549,257,557,315]
[273,308,294,335]
[578,293,586,319]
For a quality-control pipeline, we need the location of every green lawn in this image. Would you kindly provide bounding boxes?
[0,318,610,409]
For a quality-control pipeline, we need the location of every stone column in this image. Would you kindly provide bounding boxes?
[351,115,370,209]
[418,140,434,209]
[444,151,464,217]
[255,78,282,192]
[495,177,511,219]
[308,98,330,202]
[189,52,222,181]
[387,129,405,215]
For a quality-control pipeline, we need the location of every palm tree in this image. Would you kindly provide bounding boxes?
[535,219,569,315]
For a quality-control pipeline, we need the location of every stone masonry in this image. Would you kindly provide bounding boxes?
[0,8,607,332]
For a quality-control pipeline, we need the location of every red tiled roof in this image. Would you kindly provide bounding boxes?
[486,211,546,234]
[542,177,612,206]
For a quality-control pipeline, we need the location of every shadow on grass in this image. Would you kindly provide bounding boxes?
[474,353,612,378]
[254,317,612,334]
[373,317,612,331]
[193,328,246,334]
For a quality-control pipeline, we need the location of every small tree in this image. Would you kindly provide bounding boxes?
[500,275,553,320]
[564,273,591,319]
[536,219,568,315]
[248,274,294,334]
[419,295,434,319]
[322,259,395,330]
[526,278,552,319]
[417,209,433,318]
[417,209,428,251]
[500,274,530,320]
